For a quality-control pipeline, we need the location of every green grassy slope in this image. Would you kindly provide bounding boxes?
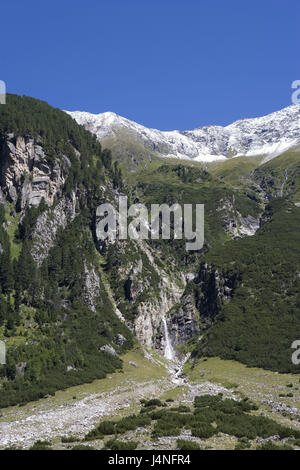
[253,148,300,201]
[208,155,263,188]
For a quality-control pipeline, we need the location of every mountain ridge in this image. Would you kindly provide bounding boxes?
[66,104,300,164]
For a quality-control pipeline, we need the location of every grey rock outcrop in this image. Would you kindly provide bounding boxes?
[99,344,118,357]
[30,193,76,266]
[124,259,145,302]
[0,188,5,206]
[262,400,300,417]
[134,271,185,349]
[217,197,260,238]
[0,135,69,208]
[168,294,200,347]
[129,361,138,368]
[83,261,101,312]
[115,334,127,346]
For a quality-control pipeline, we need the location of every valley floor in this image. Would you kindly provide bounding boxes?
[0,349,300,450]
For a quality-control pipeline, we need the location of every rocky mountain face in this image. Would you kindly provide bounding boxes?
[0,133,78,268]
[167,293,200,351]
[94,222,190,353]
[0,114,199,365]
[0,135,68,208]
[67,104,300,164]
[0,94,300,409]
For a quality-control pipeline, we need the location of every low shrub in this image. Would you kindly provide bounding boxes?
[143,399,165,408]
[61,436,78,443]
[29,440,52,450]
[115,414,151,434]
[177,439,202,450]
[169,406,191,413]
[71,444,95,450]
[256,442,293,451]
[104,439,139,450]
[191,423,215,439]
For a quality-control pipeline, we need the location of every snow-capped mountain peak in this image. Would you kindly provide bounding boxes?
[66,104,300,163]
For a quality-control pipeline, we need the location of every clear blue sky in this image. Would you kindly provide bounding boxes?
[1,0,299,130]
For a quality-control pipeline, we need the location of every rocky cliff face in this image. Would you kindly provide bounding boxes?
[121,246,200,356]
[134,274,185,349]
[0,135,69,208]
[157,262,241,356]
[95,225,188,351]
[166,293,200,350]
[0,129,109,320]
[30,194,77,266]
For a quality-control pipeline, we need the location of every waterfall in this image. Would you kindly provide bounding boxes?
[162,317,174,360]
[280,169,288,197]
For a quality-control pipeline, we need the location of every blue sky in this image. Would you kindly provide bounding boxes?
[1,0,299,130]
